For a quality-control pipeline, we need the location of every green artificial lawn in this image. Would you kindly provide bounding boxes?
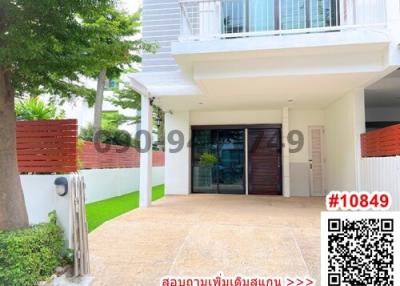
[86,185,165,232]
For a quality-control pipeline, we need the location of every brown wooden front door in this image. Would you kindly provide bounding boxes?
[248,128,282,195]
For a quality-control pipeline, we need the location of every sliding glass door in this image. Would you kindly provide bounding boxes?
[192,128,245,194]
[221,0,246,34]
[249,0,276,32]
[192,129,218,193]
[217,129,245,194]
[280,0,307,30]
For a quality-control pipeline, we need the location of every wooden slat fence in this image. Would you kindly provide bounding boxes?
[80,141,165,169]
[361,124,400,157]
[17,119,78,173]
[16,119,164,172]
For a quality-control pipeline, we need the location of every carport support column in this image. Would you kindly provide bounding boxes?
[282,107,290,197]
[352,89,366,192]
[140,95,153,208]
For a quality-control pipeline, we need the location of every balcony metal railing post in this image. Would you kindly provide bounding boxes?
[179,0,388,41]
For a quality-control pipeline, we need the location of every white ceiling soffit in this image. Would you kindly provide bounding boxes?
[365,69,400,107]
[126,71,201,97]
[173,30,390,65]
[155,71,387,112]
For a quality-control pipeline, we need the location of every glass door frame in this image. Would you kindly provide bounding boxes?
[191,125,246,194]
[191,124,283,195]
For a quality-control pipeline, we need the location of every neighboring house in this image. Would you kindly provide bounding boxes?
[129,0,400,203]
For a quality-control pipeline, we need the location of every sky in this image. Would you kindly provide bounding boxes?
[119,0,142,14]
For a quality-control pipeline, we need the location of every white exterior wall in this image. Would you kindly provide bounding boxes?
[21,174,71,228]
[82,167,164,203]
[289,109,326,196]
[165,108,330,197]
[325,90,365,192]
[361,157,400,211]
[165,111,191,195]
[21,174,72,246]
[165,100,367,197]
[282,107,290,197]
[190,110,282,125]
[21,167,164,242]
[289,110,325,163]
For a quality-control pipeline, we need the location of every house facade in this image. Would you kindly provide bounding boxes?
[130,0,400,204]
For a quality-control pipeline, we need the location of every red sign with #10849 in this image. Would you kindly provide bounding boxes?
[326,191,391,211]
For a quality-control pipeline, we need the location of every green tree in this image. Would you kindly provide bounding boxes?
[107,85,142,113]
[0,0,116,230]
[82,7,156,141]
[102,111,134,130]
[15,97,65,120]
[108,86,165,149]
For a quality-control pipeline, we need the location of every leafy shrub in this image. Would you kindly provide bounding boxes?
[15,97,65,120]
[79,123,133,147]
[0,212,66,286]
[199,152,218,166]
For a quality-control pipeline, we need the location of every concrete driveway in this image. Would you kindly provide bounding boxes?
[89,195,324,286]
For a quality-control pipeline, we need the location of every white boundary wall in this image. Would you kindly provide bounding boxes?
[21,167,164,226]
[82,167,164,203]
[21,174,72,227]
[360,157,400,211]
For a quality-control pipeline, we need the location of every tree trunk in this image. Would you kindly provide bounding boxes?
[93,69,107,142]
[0,67,29,230]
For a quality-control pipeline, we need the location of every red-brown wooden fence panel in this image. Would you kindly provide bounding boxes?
[17,119,78,173]
[361,124,400,157]
[80,141,164,169]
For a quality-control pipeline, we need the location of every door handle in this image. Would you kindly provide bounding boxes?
[309,160,313,170]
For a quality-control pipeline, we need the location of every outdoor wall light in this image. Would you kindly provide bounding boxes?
[54,177,68,196]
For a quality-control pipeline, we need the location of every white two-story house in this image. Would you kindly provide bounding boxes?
[129,0,400,206]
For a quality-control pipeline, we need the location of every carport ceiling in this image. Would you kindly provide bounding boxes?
[156,72,384,111]
[365,69,400,108]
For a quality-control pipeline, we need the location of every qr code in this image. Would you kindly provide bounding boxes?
[321,212,399,286]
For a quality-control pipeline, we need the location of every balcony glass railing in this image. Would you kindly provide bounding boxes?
[179,0,387,41]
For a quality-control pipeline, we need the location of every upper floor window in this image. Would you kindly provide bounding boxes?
[105,79,119,90]
[180,0,387,40]
[221,0,339,34]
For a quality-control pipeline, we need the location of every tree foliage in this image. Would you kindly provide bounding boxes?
[82,5,156,141]
[82,7,156,79]
[0,0,155,230]
[0,0,154,101]
[79,123,137,147]
[0,0,114,100]
[15,97,65,120]
[102,111,136,129]
[107,85,141,111]
[107,86,165,149]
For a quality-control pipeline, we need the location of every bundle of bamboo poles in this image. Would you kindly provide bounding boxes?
[70,173,90,276]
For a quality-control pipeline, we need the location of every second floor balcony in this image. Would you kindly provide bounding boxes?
[178,0,387,41]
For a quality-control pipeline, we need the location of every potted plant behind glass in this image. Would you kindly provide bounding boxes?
[196,152,218,189]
